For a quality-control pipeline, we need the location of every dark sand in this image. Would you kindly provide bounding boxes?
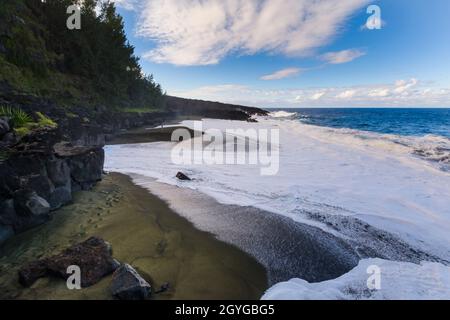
[107,126,198,145]
[0,173,267,300]
[130,175,361,285]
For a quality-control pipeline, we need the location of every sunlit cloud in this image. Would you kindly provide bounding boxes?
[320,49,366,64]
[336,90,357,99]
[311,92,326,100]
[260,68,303,81]
[172,78,450,107]
[133,0,370,66]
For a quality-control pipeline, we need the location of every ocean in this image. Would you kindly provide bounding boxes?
[105,109,450,299]
[270,108,450,172]
[271,108,450,138]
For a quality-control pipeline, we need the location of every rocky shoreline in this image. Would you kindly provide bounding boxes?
[0,95,267,246]
[0,173,267,300]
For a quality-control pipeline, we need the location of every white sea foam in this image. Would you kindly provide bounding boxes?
[262,258,450,300]
[105,117,450,299]
[268,111,297,118]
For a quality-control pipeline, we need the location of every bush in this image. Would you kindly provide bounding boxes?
[14,126,31,137]
[0,106,32,128]
[36,111,57,128]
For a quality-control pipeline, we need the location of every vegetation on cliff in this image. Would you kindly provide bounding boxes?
[0,0,164,110]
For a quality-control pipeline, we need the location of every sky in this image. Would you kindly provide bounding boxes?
[111,0,450,108]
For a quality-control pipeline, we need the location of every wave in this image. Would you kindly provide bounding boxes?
[268,110,297,118]
[105,117,450,261]
[262,258,450,300]
[286,121,450,172]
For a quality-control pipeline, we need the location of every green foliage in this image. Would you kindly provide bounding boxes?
[0,106,32,128]
[14,126,31,137]
[0,0,165,110]
[0,107,57,139]
[36,111,58,128]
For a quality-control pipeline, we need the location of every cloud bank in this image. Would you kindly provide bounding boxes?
[172,79,450,107]
[131,0,369,66]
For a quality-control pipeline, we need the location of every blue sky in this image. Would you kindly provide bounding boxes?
[112,0,450,107]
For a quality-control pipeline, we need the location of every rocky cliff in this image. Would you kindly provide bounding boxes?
[166,96,268,120]
[0,95,267,246]
[0,101,172,246]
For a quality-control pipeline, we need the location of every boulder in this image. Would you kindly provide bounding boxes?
[23,174,55,200]
[176,172,191,181]
[46,158,72,209]
[0,132,17,146]
[110,264,152,300]
[13,190,50,216]
[46,158,71,187]
[18,260,48,287]
[69,148,105,190]
[48,186,72,209]
[19,237,120,287]
[13,190,51,231]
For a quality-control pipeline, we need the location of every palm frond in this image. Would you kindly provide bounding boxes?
[0,106,32,128]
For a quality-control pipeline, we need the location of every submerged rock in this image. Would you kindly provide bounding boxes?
[110,264,152,300]
[19,237,119,287]
[176,172,191,181]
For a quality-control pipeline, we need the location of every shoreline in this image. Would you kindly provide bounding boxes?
[128,174,360,285]
[0,173,267,300]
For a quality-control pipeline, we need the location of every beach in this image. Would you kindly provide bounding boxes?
[2,113,450,300]
[0,173,267,300]
[105,115,450,299]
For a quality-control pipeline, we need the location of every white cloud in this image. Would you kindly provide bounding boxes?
[336,90,356,99]
[394,78,418,94]
[320,49,366,64]
[368,88,389,97]
[134,0,370,66]
[261,68,302,81]
[311,92,326,100]
[171,79,450,108]
[111,0,139,10]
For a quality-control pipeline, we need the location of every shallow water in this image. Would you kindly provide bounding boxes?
[0,173,267,300]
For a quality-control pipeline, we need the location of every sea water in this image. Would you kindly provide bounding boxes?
[105,108,450,299]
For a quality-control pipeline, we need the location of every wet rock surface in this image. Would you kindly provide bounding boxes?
[166,96,267,121]
[0,94,266,245]
[176,172,191,181]
[18,237,119,287]
[110,264,152,300]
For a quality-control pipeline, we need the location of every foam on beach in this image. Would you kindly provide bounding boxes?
[105,117,450,299]
[262,258,450,300]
